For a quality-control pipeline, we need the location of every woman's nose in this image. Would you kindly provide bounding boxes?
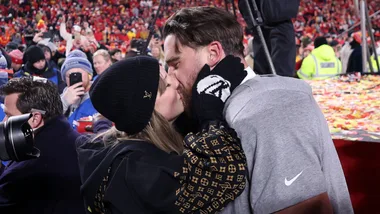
[167,74,179,89]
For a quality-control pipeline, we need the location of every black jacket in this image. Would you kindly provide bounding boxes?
[347,40,363,73]
[51,51,65,67]
[15,60,66,93]
[76,137,183,214]
[0,116,85,214]
[239,0,300,25]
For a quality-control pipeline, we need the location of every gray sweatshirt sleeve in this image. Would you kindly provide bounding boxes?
[222,77,353,214]
[312,97,353,213]
[231,92,327,213]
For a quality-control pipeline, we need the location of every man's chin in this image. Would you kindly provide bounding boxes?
[184,106,192,117]
[181,97,192,117]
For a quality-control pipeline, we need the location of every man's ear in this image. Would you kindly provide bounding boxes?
[28,112,44,129]
[206,41,226,68]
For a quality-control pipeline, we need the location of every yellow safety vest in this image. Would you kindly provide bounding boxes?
[298,53,342,80]
[368,56,380,72]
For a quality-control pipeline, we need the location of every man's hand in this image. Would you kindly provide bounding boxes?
[61,82,85,106]
[195,55,247,103]
[210,55,247,93]
[60,15,66,24]
[32,32,43,43]
[191,55,247,126]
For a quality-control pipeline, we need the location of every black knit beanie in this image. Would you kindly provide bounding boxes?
[23,45,45,64]
[314,37,328,49]
[90,56,159,135]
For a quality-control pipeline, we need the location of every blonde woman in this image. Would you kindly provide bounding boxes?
[151,46,165,66]
[77,56,247,214]
[93,49,112,77]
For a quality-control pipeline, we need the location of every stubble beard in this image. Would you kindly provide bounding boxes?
[179,85,192,115]
[180,65,202,116]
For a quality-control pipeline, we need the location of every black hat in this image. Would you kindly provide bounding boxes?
[329,40,339,47]
[23,45,45,64]
[314,37,328,49]
[90,56,159,135]
[5,42,18,52]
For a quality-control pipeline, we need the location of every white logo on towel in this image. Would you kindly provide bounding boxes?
[197,75,231,102]
[285,170,303,186]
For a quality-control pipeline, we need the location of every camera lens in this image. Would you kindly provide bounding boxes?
[0,114,39,161]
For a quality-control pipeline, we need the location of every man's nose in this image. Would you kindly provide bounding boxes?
[167,66,175,75]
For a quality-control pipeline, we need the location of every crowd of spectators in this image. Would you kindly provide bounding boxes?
[0,0,378,74]
[0,0,247,54]
[0,0,377,53]
[294,0,379,61]
[0,3,376,213]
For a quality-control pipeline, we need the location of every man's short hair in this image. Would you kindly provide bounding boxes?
[93,49,111,62]
[109,48,121,56]
[0,77,63,121]
[314,37,328,49]
[163,7,244,57]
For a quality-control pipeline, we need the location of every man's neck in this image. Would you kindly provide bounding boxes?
[239,56,249,68]
[240,66,256,85]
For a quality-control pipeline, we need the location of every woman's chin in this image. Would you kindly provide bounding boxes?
[167,112,183,124]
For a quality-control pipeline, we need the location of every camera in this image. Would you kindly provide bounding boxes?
[0,114,40,162]
[131,39,147,55]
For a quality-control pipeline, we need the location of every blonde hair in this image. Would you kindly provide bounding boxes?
[93,49,112,63]
[151,46,165,63]
[92,78,184,154]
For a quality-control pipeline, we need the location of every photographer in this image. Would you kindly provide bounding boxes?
[0,77,85,214]
[239,0,300,77]
[125,39,143,58]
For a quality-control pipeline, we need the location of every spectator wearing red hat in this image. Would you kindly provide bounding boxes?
[8,49,23,74]
[346,32,363,73]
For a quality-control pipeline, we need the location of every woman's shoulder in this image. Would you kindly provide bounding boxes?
[113,142,182,214]
[119,140,183,165]
[76,138,181,166]
[81,140,182,213]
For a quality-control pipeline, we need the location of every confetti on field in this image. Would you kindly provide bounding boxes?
[306,75,380,142]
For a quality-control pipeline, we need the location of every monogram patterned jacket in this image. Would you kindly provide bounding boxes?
[175,121,247,214]
[76,121,247,214]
